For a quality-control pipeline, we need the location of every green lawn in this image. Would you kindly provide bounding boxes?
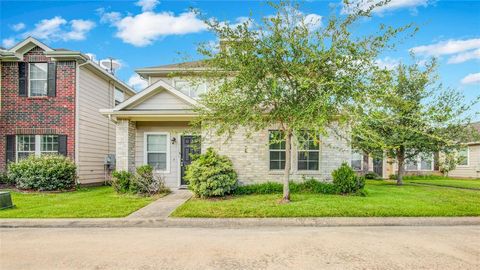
[0,186,162,218]
[405,179,480,190]
[171,180,480,218]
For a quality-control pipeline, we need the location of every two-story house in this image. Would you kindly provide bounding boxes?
[100,61,351,188]
[0,37,135,185]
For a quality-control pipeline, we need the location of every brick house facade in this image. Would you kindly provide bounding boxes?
[0,46,76,171]
[0,37,135,183]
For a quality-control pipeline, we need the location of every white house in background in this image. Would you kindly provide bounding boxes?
[100,61,352,188]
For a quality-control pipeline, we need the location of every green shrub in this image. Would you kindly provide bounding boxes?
[8,155,76,191]
[233,178,337,195]
[332,162,365,194]
[0,172,15,186]
[130,165,170,195]
[234,182,283,195]
[185,148,238,198]
[389,174,397,180]
[403,174,447,180]
[365,171,380,180]
[111,170,133,193]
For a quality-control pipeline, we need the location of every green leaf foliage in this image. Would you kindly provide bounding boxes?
[8,154,77,191]
[332,162,365,194]
[185,148,238,198]
[111,170,133,194]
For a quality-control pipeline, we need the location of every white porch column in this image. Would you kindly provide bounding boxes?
[116,119,136,172]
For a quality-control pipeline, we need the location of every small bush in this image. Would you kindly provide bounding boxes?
[0,172,15,186]
[130,165,170,195]
[365,171,380,180]
[234,182,283,195]
[8,155,76,191]
[403,174,447,180]
[332,162,365,194]
[389,174,397,180]
[185,148,238,198]
[233,178,337,195]
[111,170,133,193]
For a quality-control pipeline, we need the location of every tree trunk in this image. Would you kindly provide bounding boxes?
[281,131,292,203]
[396,146,405,186]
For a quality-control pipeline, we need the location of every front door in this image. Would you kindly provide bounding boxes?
[373,157,383,178]
[180,135,201,186]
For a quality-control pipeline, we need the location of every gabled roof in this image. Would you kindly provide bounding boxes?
[0,37,135,96]
[135,60,209,77]
[111,79,197,111]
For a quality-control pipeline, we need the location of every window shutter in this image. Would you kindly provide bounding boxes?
[18,62,27,96]
[58,135,68,156]
[47,62,57,97]
[6,135,16,164]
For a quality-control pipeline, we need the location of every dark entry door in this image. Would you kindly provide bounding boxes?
[180,135,201,186]
[373,157,383,178]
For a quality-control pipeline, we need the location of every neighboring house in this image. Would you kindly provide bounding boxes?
[101,62,351,188]
[0,37,136,184]
[448,122,480,178]
[353,122,480,179]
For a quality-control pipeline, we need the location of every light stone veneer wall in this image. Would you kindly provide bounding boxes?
[116,119,136,172]
[202,126,351,184]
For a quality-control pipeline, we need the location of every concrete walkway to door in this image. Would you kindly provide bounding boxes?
[127,189,192,219]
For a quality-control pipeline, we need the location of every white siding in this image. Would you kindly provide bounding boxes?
[135,121,194,187]
[449,145,480,178]
[77,67,116,184]
[149,76,173,86]
[131,90,192,110]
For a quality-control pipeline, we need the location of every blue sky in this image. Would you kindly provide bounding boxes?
[1,0,479,118]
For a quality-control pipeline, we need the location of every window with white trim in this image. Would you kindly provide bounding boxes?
[297,132,319,171]
[17,135,36,160]
[269,130,286,170]
[458,147,469,166]
[351,150,363,171]
[174,79,207,98]
[29,63,48,97]
[405,153,433,171]
[16,135,59,161]
[146,134,168,171]
[114,88,124,105]
[40,135,59,156]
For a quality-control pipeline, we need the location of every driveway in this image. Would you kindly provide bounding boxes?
[1,226,479,269]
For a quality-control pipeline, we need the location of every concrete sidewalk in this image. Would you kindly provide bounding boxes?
[1,216,479,228]
[127,189,192,219]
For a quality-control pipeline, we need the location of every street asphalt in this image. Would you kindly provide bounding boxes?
[1,225,479,269]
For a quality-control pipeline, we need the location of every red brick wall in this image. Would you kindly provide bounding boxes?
[0,46,76,171]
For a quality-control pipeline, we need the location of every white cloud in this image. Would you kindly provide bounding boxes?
[64,19,96,41]
[447,48,480,64]
[461,73,480,85]
[411,38,480,56]
[11,22,26,32]
[128,74,148,90]
[99,10,122,24]
[2,38,16,48]
[302,13,322,31]
[342,0,430,15]
[85,53,97,62]
[375,57,401,70]
[136,0,159,12]
[22,16,95,42]
[113,11,207,46]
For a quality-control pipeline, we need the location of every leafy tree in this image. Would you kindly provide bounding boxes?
[353,59,479,185]
[192,0,414,202]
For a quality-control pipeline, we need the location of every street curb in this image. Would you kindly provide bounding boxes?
[1,217,480,228]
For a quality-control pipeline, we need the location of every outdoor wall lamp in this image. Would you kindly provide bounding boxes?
[171,137,177,144]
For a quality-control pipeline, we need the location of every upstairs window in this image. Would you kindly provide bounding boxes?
[174,79,207,98]
[114,88,124,105]
[297,132,320,171]
[29,63,48,97]
[269,130,286,170]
